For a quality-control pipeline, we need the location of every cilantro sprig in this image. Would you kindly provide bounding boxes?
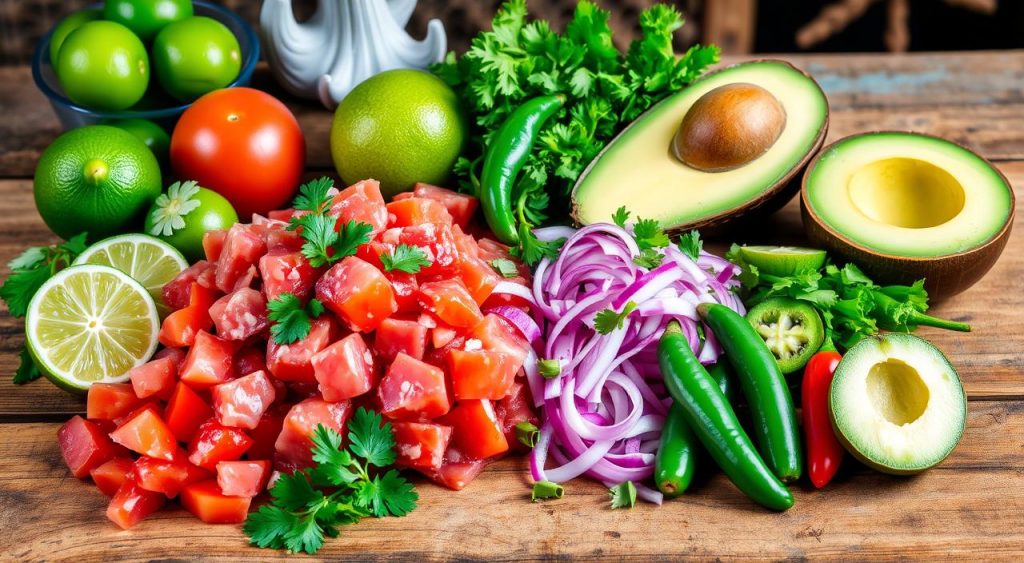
[593,300,637,335]
[609,481,637,509]
[380,244,431,274]
[244,408,418,555]
[267,293,325,344]
[287,178,374,268]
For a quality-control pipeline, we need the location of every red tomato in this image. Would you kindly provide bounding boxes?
[159,282,219,348]
[431,325,458,349]
[430,445,487,491]
[164,382,214,443]
[316,257,397,333]
[417,279,483,328]
[171,87,305,217]
[386,197,452,228]
[329,179,388,237]
[234,345,268,376]
[459,253,501,305]
[181,479,253,524]
[113,401,163,428]
[215,224,267,293]
[441,399,509,460]
[58,415,121,478]
[188,420,253,470]
[386,271,421,313]
[203,230,227,262]
[379,223,460,277]
[391,421,452,473]
[162,261,217,311]
[134,452,211,498]
[413,183,478,228]
[259,251,319,302]
[180,331,236,388]
[311,333,376,401]
[275,398,352,470]
[86,383,142,421]
[265,229,304,254]
[268,208,296,222]
[129,356,178,400]
[209,288,269,341]
[90,457,134,497]
[212,370,277,430]
[107,477,166,529]
[216,460,271,497]
[378,353,450,421]
[448,349,517,400]
[373,318,427,363]
[470,314,530,374]
[355,239,391,271]
[110,409,179,461]
[266,316,338,382]
[246,411,285,461]
[495,382,538,451]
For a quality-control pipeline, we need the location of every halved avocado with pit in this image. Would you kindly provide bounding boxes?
[571,60,829,233]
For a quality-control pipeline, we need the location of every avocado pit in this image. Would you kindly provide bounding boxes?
[672,82,787,172]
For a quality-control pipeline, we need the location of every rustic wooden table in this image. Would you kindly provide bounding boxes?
[0,52,1022,561]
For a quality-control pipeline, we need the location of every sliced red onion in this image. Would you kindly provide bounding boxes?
[485,305,542,344]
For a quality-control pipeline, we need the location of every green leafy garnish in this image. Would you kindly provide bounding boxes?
[380,244,431,274]
[511,221,564,266]
[267,293,326,345]
[244,408,418,555]
[677,231,703,261]
[611,206,630,228]
[594,300,638,335]
[632,218,670,250]
[538,359,561,379]
[609,481,637,509]
[633,248,663,270]
[292,177,335,214]
[490,258,519,278]
[286,177,373,268]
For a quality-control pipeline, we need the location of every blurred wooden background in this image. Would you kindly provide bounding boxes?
[1,0,1023,65]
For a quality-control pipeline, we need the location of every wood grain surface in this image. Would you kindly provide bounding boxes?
[0,51,1022,560]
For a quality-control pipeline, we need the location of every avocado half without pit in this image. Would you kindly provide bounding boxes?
[802,132,1015,300]
[571,60,829,233]
[830,333,966,475]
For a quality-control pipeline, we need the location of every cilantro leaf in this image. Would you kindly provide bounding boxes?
[311,425,359,486]
[244,505,296,550]
[8,247,46,271]
[334,221,374,260]
[268,294,324,344]
[611,206,630,228]
[609,481,637,509]
[347,408,396,468]
[270,471,323,512]
[380,244,431,274]
[633,247,663,269]
[593,301,637,335]
[0,265,51,318]
[291,213,340,268]
[633,218,669,250]
[677,231,703,261]
[490,258,519,278]
[12,349,40,385]
[292,177,335,213]
[354,470,418,517]
[511,222,564,266]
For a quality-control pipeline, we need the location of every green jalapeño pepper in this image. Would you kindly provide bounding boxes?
[479,94,565,244]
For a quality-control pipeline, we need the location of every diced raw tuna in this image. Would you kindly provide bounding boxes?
[311,333,377,401]
[213,370,277,430]
[215,224,267,293]
[210,288,269,341]
[316,257,397,333]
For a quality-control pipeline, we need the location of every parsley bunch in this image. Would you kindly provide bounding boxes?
[287,177,373,268]
[432,0,718,263]
[0,233,88,383]
[245,408,418,555]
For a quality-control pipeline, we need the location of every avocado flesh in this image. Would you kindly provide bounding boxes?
[572,61,828,229]
[829,333,966,475]
[805,132,1012,257]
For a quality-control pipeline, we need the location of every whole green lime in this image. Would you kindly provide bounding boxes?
[34,125,162,241]
[56,21,149,111]
[48,8,102,68]
[103,0,193,42]
[152,16,241,102]
[330,69,466,198]
[107,118,171,170]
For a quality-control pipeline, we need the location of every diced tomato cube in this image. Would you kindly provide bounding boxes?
[268,208,297,222]
[265,229,304,253]
[329,179,388,236]
[110,409,179,461]
[188,420,253,470]
[134,452,210,498]
[181,479,252,523]
[374,318,428,363]
[159,282,219,348]
[380,223,460,277]
[180,331,236,388]
[386,197,452,228]
[378,353,450,421]
[213,370,276,430]
[203,230,227,262]
[90,457,134,497]
[129,356,178,400]
[448,349,517,400]
[266,316,338,382]
[460,253,502,305]
[246,411,285,461]
[209,288,269,341]
[215,224,267,293]
[495,382,538,451]
[234,345,268,376]
[107,477,166,529]
[275,398,352,470]
[154,346,187,369]
[87,383,142,421]
[311,333,376,401]
[386,271,419,312]
[162,261,217,311]
[164,382,214,443]
[259,251,320,302]
[417,279,483,328]
[392,421,451,473]
[216,460,271,497]
[58,415,120,478]
[431,325,458,349]
[113,401,163,428]
[441,399,509,460]
[430,446,487,491]
[316,257,397,333]
[413,183,478,227]
[470,314,530,374]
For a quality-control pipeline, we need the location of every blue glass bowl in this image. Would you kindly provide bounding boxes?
[32,1,260,131]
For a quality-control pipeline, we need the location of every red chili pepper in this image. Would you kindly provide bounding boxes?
[802,338,844,489]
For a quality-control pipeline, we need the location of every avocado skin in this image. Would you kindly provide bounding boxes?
[800,132,1015,302]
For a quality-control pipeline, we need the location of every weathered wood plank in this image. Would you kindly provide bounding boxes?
[2,401,1022,561]
[3,51,1024,176]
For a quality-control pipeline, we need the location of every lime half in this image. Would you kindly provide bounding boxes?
[737,245,828,277]
[26,264,159,393]
[74,233,187,317]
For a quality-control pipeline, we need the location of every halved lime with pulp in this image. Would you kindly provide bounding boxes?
[74,233,187,317]
[26,264,159,393]
[737,245,828,276]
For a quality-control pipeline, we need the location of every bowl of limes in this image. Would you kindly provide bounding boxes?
[32,0,259,132]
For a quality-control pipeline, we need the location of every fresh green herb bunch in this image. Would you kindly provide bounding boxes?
[432,0,719,263]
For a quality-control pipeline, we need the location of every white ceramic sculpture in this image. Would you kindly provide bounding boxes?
[260,0,447,109]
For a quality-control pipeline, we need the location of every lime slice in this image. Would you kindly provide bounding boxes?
[26,264,159,393]
[74,233,187,317]
[737,245,828,277]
